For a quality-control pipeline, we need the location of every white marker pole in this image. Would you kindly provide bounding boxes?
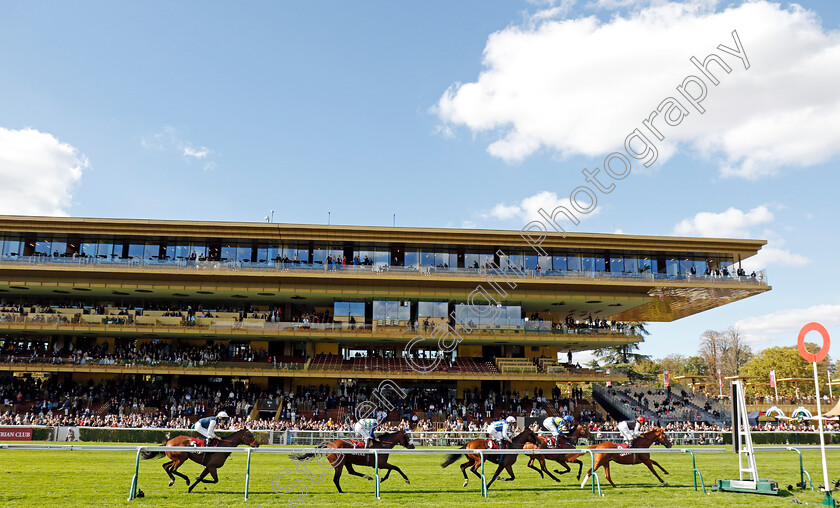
[813,361,830,492]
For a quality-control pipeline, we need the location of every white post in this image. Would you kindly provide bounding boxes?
[813,361,830,492]
[828,369,833,399]
[773,383,778,403]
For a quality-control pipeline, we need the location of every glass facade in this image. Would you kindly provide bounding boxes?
[0,232,742,280]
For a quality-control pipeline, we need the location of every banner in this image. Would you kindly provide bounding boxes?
[664,369,670,387]
[769,370,776,388]
[0,428,33,440]
[606,368,611,387]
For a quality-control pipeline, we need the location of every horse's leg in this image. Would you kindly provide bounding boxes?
[603,463,617,488]
[552,457,572,475]
[485,461,507,489]
[502,459,516,482]
[345,462,372,481]
[650,459,670,475]
[573,459,583,480]
[383,463,410,485]
[333,464,344,493]
[642,458,668,486]
[526,456,545,479]
[200,468,219,485]
[169,459,191,486]
[162,460,176,486]
[188,467,210,493]
[539,458,561,483]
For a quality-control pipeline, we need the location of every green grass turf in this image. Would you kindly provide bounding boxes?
[1,442,838,507]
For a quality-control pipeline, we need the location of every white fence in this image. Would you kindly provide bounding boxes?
[0,443,729,500]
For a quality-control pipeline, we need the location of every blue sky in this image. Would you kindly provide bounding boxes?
[0,1,838,360]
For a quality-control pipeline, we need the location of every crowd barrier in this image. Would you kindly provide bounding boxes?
[0,443,727,500]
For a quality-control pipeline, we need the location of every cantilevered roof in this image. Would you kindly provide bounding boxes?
[0,215,766,260]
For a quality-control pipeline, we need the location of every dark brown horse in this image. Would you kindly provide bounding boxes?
[290,429,414,493]
[441,427,540,489]
[523,423,592,482]
[566,427,672,488]
[140,428,259,492]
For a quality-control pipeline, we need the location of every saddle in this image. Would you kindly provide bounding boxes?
[617,442,631,457]
[486,439,502,450]
[545,437,556,448]
[349,439,366,448]
[192,437,206,447]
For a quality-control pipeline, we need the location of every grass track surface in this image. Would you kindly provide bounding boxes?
[1,442,838,507]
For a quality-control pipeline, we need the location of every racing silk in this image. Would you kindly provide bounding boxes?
[488,420,512,441]
[543,416,563,436]
[617,420,642,443]
[195,416,219,439]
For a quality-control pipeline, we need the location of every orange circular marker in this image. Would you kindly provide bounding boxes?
[797,322,830,363]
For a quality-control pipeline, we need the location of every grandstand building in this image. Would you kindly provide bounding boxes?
[0,215,769,422]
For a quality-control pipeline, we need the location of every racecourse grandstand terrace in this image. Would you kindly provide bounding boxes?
[0,215,771,432]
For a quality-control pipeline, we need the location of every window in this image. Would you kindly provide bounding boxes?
[610,256,624,273]
[404,249,418,268]
[567,254,582,272]
[552,255,567,271]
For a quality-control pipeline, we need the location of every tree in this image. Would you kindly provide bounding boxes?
[698,329,723,376]
[741,344,831,397]
[720,326,752,376]
[681,356,708,376]
[659,354,686,376]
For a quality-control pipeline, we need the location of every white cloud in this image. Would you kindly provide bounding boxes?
[142,126,216,170]
[740,245,810,272]
[673,205,773,237]
[435,1,840,178]
[673,205,810,270]
[483,190,600,224]
[0,127,86,216]
[736,304,840,345]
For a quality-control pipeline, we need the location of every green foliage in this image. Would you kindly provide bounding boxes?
[740,344,831,397]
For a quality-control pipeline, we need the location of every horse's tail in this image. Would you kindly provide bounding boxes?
[140,444,167,460]
[290,452,315,462]
[441,445,467,468]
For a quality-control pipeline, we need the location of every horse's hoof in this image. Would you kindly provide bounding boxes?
[661,482,669,487]
[405,480,410,485]
[364,475,372,481]
[168,481,174,487]
[463,480,469,487]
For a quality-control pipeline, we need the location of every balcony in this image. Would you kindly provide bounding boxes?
[0,254,769,286]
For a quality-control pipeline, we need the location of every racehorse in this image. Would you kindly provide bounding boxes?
[523,423,592,482]
[140,428,259,492]
[290,429,414,493]
[441,427,540,489]
[566,427,672,488]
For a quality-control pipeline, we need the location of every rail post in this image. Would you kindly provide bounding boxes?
[682,448,706,493]
[787,447,814,491]
[585,449,602,496]
[374,450,380,499]
[479,450,487,498]
[244,448,252,501]
[127,447,141,501]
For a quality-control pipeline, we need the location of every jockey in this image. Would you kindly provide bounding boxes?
[192,411,230,448]
[354,417,380,448]
[542,415,574,448]
[488,416,517,449]
[617,416,646,447]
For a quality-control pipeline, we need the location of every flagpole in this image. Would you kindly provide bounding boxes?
[829,368,833,399]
